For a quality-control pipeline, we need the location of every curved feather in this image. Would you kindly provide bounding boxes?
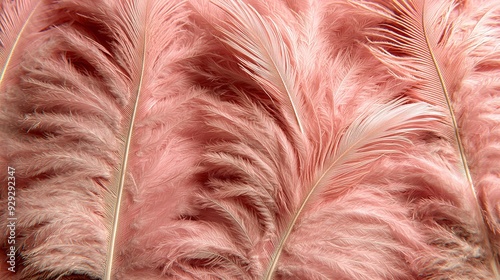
[263,99,438,279]
[182,94,440,279]
[98,0,188,278]
[209,0,305,135]
[352,0,474,188]
[350,0,500,277]
[453,0,500,269]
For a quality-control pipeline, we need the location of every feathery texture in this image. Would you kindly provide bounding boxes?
[0,0,499,279]
[180,0,441,278]
[350,0,500,277]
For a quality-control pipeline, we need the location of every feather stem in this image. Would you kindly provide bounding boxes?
[264,136,364,280]
[420,3,475,197]
[419,2,499,277]
[104,20,147,280]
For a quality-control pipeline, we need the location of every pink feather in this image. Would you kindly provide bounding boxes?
[350,0,500,277]
[0,0,498,279]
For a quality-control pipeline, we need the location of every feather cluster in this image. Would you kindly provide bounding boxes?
[0,0,499,279]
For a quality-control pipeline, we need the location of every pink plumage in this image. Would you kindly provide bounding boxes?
[0,0,499,279]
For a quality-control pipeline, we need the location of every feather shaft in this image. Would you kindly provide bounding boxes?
[103,1,188,277]
[104,37,146,280]
[408,3,500,277]
[421,5,475,194]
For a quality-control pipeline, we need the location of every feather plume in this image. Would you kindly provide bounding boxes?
[451,0,500,267]
[169,91,441,279]
[350,0,500,277]
[0,0,203,278]
[0,24,123,279]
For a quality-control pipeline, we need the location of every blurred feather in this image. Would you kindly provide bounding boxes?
[0,0,49,101]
